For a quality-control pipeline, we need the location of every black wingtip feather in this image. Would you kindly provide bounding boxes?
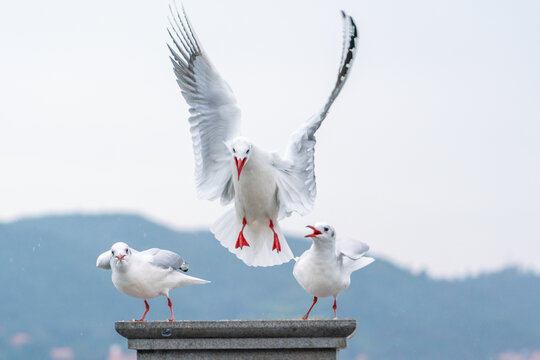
[350,16,358,40]
[316,10,359,119]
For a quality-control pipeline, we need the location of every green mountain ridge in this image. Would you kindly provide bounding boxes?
[0,214,538,360]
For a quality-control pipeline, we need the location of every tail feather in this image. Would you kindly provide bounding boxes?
[176,273,210,286]
[210,208,294,267]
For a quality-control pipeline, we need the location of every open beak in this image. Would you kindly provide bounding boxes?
[305,225,322,238]
[116,254,125,262]
[234,157,247,180]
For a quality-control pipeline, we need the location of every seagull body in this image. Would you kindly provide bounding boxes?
[294,241,349,299]
[97,242,209,321]
[168,7,359,267]
[293,223,374,319]
[231,142,278,224]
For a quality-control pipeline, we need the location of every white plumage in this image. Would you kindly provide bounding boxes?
[168,6,359,266]
[293,223,374,319]
[96,242,209,321]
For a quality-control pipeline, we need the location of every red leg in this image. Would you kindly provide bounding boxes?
[333,297,337,319]
[269,220,281,253]
[301,296,318,320]
[235,217,250,249]
[167,297,175,322]
[136,300,150,322]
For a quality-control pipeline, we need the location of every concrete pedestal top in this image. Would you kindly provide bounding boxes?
[115,319,356,359]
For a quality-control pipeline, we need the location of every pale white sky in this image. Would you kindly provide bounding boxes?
[1,0,538,278]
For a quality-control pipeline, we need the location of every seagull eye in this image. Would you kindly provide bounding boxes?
[233,148,236,153]
[246,149,250,154]
[125,249,129,253]
[324,227,329,232]
[111,250,115,255]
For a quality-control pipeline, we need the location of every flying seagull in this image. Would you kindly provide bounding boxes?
[293,223,374,319]
[167,7,358,267]
[96,242,209,321]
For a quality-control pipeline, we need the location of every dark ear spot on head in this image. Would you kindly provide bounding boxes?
[331,230,335,237]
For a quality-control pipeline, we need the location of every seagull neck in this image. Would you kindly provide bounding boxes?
[311,239,336,255]
[113,261,130,273]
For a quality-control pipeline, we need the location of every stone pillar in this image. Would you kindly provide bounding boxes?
[115,319,356,360]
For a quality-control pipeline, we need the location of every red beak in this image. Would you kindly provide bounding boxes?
[305,225,322,238]
[234,157,247,180]
[116,254,125,262]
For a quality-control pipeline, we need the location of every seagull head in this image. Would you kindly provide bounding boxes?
[110,242,132,268]
[305,222,336,242]
[227,136,253,180]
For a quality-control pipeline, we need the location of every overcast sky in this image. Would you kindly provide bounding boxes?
[1,0,538,278]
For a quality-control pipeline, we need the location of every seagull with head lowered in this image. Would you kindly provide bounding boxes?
[167,7,359,267]
[293,223,374,319]
[96,242,209,321]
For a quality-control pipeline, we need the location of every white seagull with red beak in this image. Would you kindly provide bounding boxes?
[293,223,374,319]
[167,6,359,266]
[96,242,209,321]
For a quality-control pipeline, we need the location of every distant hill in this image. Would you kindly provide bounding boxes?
[0,214,538,360]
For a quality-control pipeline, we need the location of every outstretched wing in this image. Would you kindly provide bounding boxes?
[96,250,112,270]
[168,5,240,204]
[336,236,370,260]
[272,11,358,219]
[142,248,189,272]
[336,237,374,275]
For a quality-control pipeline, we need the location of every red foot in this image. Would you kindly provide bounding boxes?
[272,233,281,252]
[136,300,150,322]
[167,297,175,322]
[269,220,281,253]
[301,296,318,320]
[235,218,250,249]
[333,298,338,319]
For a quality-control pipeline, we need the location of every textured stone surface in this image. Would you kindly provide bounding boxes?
[137,349,337,360]
[115,319,356,360]
[128,337,346,350]
[115,319,356,339]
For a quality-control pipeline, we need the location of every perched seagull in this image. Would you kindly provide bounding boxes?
[96,242,209,321]
[293,223,374,319]
[167,7,358,267]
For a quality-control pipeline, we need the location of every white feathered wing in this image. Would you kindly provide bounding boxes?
[167,5,239,204]
[272,11,358,220]
[336,236,375,275]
